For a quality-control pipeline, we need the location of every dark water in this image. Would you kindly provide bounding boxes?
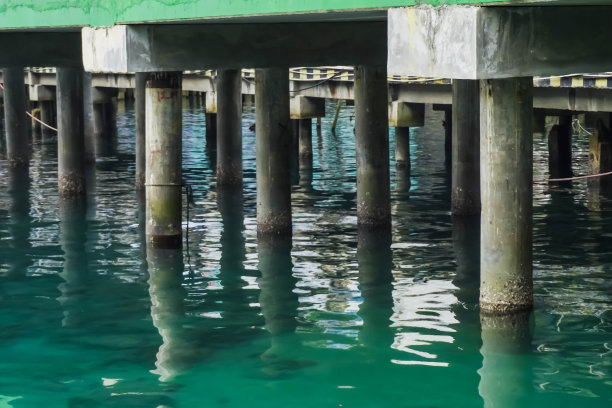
[0,100,611,407]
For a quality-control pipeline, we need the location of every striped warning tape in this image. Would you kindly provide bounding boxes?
[22,68,612,89]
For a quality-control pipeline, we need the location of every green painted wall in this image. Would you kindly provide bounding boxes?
[0,0,511,29]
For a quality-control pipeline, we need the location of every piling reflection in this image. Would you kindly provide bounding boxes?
[217,188,256,327]
[6,168,32,278]
[257,236,302,377]
[357,227,394,350]
[147,247,188,382]
[450,215,483,401]
[479,312,534,408]
[452,215,480,308]
[58,197,90,327]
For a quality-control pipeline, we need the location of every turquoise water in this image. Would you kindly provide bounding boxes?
[0,101,611,407]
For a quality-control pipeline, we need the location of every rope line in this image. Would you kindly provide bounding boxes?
[572,118,593,136]
[0,81,58,132]
[535,171,612,183]
[26,111,57,131]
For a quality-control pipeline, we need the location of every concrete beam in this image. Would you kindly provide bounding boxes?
[388,6,612,79]
[92,87,118,104]
[83,22,386,72]
[290,96,325,119]
[388,101,424,127]
[29,85,55,102]
[0,32,81,67]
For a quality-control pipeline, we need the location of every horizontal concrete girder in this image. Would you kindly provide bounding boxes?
[83,22,386,73]
[290,96,325,119]
[388,101,424,127]
[388,5,612,79]
[0,32,81,67]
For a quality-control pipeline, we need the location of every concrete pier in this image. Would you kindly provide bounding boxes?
[3,67,29,167]
[145,72,183,249]
[216,69,242,187]
[452,80,480,215]
[354,65,390,228]
[57,67,86,197]
[40,100,56,138]
[92,92,116,157]
[480,78,533,314]
[205,113,217,150]
[444,109,452,168]
[395,127,410,170]
[135,72,146,189]
[548,114,573,179]
[298,118,313,168]
[255,68,292,236]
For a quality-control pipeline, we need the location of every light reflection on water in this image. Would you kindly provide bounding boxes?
[0,102,610,407]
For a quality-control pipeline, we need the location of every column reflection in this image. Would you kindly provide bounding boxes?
[257,236,301,377]
[217,188,257,326]
[147,247,188,382]
[357,227,394,350]
[58,197,90,327]
[479,311,534,408]
[7,168,32,278]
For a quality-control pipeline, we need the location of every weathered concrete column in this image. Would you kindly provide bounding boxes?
[82,72,95,163]
[548,114,573,179]
[255,68,292,236]
[92,101,116,155]
[298,118,313,168]
[395,127,410,169]
[57,67,86,197]
[480,77,533,314]
[216,69,242,187]
[3,67,29,167]
[145,72,183,249]
[452,80,481,215]
[205,113,217,150]
[135,72,146,189]
[40,100,56,138]
[444,109,453,168]
[354,65,391,228]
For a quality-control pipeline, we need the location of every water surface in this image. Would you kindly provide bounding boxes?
[0,101,611,407]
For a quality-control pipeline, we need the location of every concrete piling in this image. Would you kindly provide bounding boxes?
[135,72,146,189]
[255,68,292,236]
[92,96,116,156]
[145,71,183,249]
[395,127,410,170]
[354,65,391,228]
[205,113,217,150]
[298,118,313,168]
[444,109,452,168]
[40,100,56,138]
[216,69,243,187]
[452,80,480,215]
[3,67,29,167]
[57,67,86,197]
[480,77,533,314]
[548,114,573,179]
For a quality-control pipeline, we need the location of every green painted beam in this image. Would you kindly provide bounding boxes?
[0,0,529,30]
